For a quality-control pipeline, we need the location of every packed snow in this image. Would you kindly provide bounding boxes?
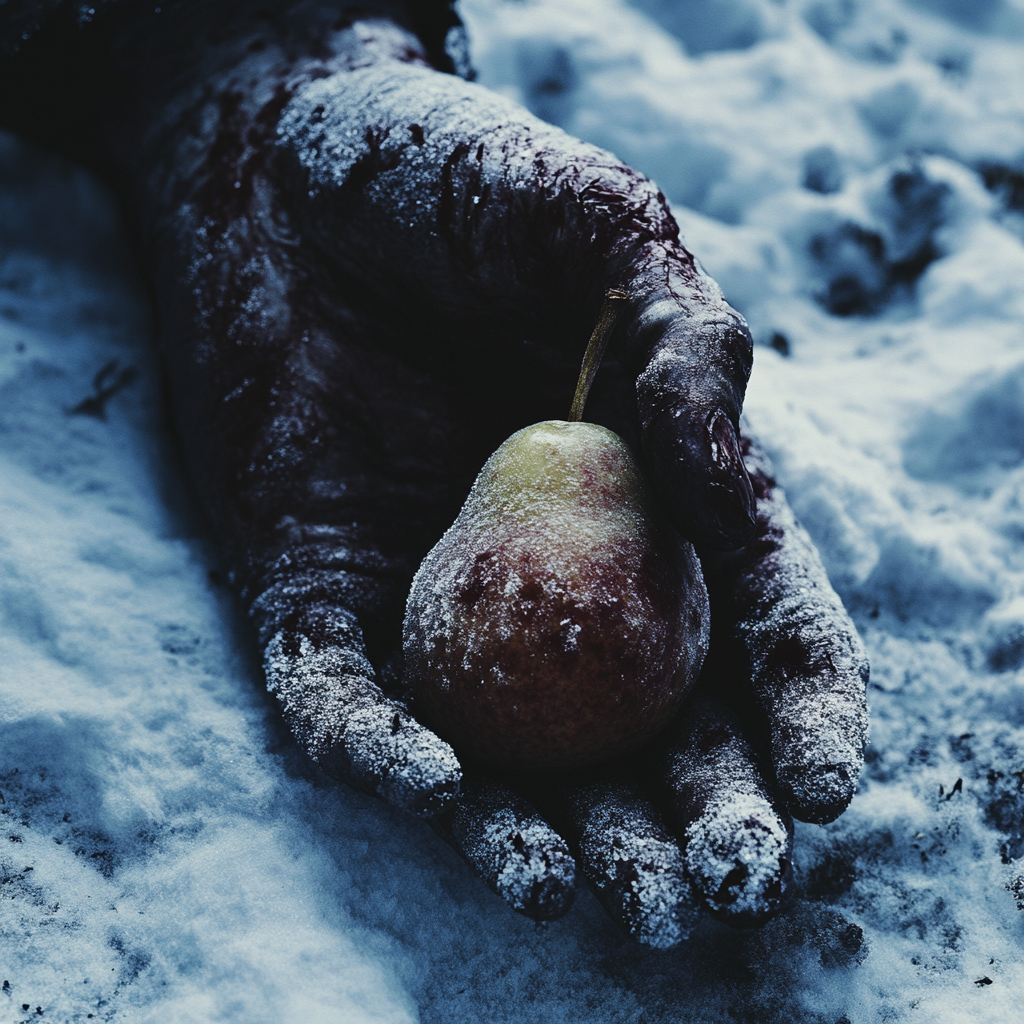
[3,0,1024,1020]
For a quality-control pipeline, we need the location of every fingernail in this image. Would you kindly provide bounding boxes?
[705,412,756,549]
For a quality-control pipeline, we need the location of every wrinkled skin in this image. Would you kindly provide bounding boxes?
[0,1,869,943]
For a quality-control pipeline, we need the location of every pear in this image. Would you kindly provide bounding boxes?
[402,419,710,771]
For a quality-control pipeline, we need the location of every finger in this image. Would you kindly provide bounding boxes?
[658,694,792,927]
[261,602,461,817]
[550,779,700,948]
[435,774,576,922]
[623,247,756,550]
[702,428,870,824]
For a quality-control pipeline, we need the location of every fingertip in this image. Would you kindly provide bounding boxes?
[385,752,463,817]
[481,826,577,922]
[775,757,861,825]
[769,691,868,825]
[683,797,793,927]
[519,861,577,922]
[659,696,791,927]
[449,779,577,922]
[513,849,577,922]
[647,406,756,551]
[340,701,463,816]
[568,782,699,948]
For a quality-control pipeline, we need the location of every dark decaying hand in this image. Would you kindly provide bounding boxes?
[0,1,868,945]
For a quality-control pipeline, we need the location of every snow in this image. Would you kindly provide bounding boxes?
[3,0,1024,1020]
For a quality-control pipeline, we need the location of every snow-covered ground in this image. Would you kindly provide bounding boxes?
[3,0,1024,1020]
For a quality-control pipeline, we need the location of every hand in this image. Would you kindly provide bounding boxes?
[66,5,867,944]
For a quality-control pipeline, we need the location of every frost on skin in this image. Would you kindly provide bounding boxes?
[441,776,576,921]
[561,780,699,949]
[263,604,461,817]
[276,60,676,316]
[684,798,790,921]
[402,421,709,772]
[660,697,792,925]
[703,430,870,824]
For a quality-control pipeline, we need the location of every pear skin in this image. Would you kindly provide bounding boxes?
[403,420,710,772]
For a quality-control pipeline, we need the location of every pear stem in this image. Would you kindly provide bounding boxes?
[568,288,629,422]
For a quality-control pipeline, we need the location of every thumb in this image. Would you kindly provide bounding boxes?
[624,241,756,551]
